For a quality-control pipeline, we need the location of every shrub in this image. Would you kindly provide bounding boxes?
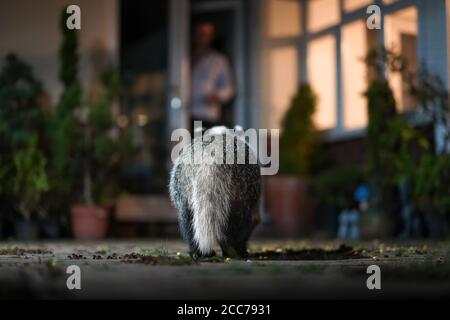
[279,84,321,175]
[12,135,49,220]
[0,54,47,219]
[414,154,450,216]
[312,166,365,211]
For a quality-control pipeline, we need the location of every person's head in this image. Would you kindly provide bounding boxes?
[194,21,215,51]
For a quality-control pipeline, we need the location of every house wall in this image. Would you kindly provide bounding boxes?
[0,0,119,105]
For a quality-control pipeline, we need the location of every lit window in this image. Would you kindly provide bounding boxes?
[344,0,373,12]
[268,46,299,129]
[267,0,301,38]
[342,20,368,129]
[307,34,336,130]
[307,0,340,33]
[384,7,418,111]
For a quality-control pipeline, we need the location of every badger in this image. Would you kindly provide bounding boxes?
[169,126,261,259]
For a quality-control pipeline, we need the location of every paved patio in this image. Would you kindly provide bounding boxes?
[0,239,449,299]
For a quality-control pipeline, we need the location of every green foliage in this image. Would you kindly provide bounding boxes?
[279,84,320,175]
[363,62,418,218]
[43,10,82,212]
[49,9,132,206]
[45,108,81,206]
[413,154,450,216]
[0,54,48,219]
[364,80,397,178]
[312,166,365,211]
[83,68,133,205]
[364,47,450,220]
[12,135,49,219]
[0,54,44,147]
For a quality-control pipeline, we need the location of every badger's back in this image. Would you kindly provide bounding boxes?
[169,133,260,255]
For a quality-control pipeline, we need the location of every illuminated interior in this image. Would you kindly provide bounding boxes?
[268,46,299,129]
[308,34,337,130]
[267,0,301,38]
[342,19,368,129]
[344,0,373,12]
[307,0,340,32]
[384,6,418,111]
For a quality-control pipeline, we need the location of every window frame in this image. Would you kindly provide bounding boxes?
[262,0,422,141]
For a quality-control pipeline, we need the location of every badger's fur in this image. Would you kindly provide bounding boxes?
[169,127,261,258]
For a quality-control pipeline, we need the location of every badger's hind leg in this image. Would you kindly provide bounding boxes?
[178,204,200,258]
[219,239,248,259]
[219,202,252,259]
[179,204,216,259]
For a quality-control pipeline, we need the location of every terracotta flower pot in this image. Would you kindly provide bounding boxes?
[70,204,109,240]
[265,175,315,236]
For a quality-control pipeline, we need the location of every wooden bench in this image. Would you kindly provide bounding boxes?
[114,195,179,237]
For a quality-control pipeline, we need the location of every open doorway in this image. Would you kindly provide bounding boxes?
[190,0,246,128]
[167,0,246,133]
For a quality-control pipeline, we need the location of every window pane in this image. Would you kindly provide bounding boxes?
[344,0,373,12]
[267,0,301,37]
[269,46,299,129]
[307,35,336,129]
[307,0,340,33]
[342,20,368,129]
[384,6,418,111]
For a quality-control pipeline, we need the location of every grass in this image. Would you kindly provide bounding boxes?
[0,246,53,256]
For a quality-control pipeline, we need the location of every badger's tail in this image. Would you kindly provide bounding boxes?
[191,165,232,255]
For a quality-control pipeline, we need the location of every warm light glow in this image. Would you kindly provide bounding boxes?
[267,0,301,38]
[384,6,418,111]
[342,20,368,129]
[268,46,299,129]
[307,0,340,33]
[344,0,373,12]
[308,34,336,130]
[137,113,149,127]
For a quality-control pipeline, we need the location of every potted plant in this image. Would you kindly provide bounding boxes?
[69,68,132,240]
[50,8,131,240]
[36,8,84,239]
[0,53,48,240]
[265,84,323,236]
[11,135,49,240]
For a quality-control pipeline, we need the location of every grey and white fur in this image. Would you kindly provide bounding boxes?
[169,127,261,258]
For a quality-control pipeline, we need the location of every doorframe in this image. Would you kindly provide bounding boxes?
[168,0,190,134]
[191,0,247,127]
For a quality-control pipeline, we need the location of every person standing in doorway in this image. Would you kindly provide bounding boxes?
[190,21,235,132]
